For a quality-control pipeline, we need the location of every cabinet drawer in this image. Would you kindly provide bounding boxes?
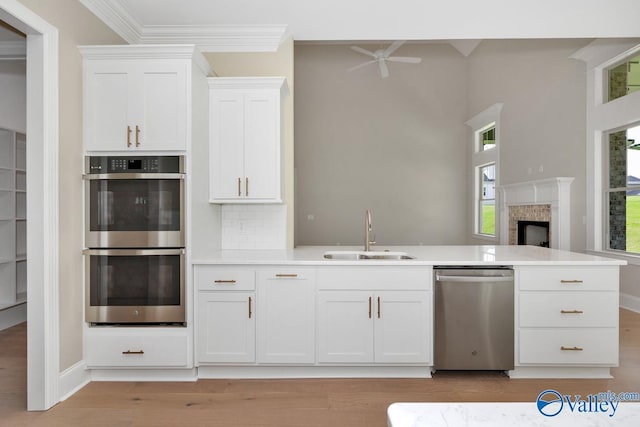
[195,267,255,291]
[519,328,618,365]
[519,292,618,328]
[518,266,618,291]
[257,268,313,282]
[85,333,188,368]
[317,266,431,291]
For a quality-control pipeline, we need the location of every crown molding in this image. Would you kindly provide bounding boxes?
[79,0,288,52]
[79,0,142,44]
[0,40,26,59]
[138,25,289,52]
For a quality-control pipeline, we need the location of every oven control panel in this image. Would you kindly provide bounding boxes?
[87,156,183,174]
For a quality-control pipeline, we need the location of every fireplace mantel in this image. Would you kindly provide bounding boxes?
[498,177,574,250]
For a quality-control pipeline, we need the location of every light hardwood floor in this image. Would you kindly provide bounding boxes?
[1,309,639,426]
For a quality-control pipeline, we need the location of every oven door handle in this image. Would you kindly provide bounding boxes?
[82,173,185,180]
[82,248,185,256]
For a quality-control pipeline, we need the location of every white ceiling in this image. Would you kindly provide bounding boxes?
[81,0,640,52]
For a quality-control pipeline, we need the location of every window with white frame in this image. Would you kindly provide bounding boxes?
[576,39,640,259]
[466,103,502,240]
[605,124,640,254]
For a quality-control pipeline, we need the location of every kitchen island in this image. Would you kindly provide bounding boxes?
[193,245,624,380]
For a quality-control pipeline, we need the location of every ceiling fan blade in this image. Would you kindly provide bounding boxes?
[378,58,389,78]
[350,45,377,58]
[383,40,405,57]
[387,56,422,63]
[346,60,377,72]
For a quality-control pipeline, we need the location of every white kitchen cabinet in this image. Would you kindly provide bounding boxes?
[81,45,211,152]
[515,266,619,368]
[318,290,430,364]
[197,292,255,363]
[208,77,287,203]
[195,266,256,363]
[85,327,190,368]
[256,269,315,364]
[316,266,432,365]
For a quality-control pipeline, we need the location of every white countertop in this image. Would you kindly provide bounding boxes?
[192,245,626,266]
[387,402,640,426]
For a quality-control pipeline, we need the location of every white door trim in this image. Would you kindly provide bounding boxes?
[0,0,60,411]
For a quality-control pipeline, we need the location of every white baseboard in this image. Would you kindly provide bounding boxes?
[90,368,198,382]
[0,302,27,331]
[620,293,640,313]
[58,361,91,402]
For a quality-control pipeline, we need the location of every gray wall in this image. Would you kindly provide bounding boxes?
[295,40,590,250]
[0,60,26,132]
[467,39,588,250]
[294,43,468,246]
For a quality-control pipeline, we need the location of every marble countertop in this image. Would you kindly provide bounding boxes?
[192,245,626,266]
[387,402,640,426]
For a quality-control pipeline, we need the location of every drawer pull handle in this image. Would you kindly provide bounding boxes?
[560,280,584,284]
[560,346,583,351]
[560,309,584,314]
[122,350,144,355]
[275,274,298,278]
[214,280,237,284]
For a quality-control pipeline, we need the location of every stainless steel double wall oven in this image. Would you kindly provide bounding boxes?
[84,155,185,325]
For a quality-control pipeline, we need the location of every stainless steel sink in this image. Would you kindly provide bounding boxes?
[323,250,416,260]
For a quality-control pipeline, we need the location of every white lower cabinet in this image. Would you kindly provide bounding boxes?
[196,266,256,363]
[318,290,430,364]
[257,269,315,363]
[195,266,315,365]
[516,266,619,368]
[85,328,189,368]
[316,266,432,365]
[197,292,255,363]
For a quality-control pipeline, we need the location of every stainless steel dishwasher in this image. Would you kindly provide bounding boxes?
[434,267,514,371]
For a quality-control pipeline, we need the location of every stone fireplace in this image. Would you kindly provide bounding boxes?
[498,177,574,250]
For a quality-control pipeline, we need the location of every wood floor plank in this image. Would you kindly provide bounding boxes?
[1,308,639,426]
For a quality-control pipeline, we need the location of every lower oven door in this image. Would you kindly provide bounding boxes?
[84,248,185,324]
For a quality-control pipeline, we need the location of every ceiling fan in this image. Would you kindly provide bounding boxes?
[347,41,422,78]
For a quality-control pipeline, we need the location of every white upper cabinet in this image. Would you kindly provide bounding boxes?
[208,77,287,203]
[81,45,211,152]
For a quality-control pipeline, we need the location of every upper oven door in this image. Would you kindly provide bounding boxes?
[84,173,185,248]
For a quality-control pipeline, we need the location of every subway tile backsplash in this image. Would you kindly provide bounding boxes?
[221,204,287,250]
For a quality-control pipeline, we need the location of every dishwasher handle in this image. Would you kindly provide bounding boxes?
[435,274,513,283]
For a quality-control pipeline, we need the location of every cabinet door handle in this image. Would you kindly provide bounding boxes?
[368,297,372,319]
[248,296,252,319]
[127,125,132,147]
[560,280,583,284]
[246,177,249,197]
[275,274,298,278]
[122,350,144,355]
[214,280,236,284]
[560,309,584,314]
[560,346,583,351]
[135,125,141,147]
[377,296,381,319]
[238,177,242,196]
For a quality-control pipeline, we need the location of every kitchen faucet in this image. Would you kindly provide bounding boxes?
[365,209,376,251]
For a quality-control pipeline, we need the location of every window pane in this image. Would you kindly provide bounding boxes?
[481,127,495,151]
[481,200,495,235]
[609,191,640,254]
[608,54,640,102]
[479,164,495,235]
